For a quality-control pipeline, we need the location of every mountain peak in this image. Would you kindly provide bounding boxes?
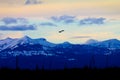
[56,41,72,48]
[21,36,32,40]
[62,41,71,45]
[105,39,120,42]
[18,36,33,45]
[38,38,46,41]
[85,39,98,44]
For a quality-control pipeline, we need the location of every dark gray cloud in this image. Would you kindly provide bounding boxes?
[79,17,106,25]
[25,0,42,5]
[70,36,91,39]
[0,17,36,31]
[40,22,57,27]
[51,15,75,24]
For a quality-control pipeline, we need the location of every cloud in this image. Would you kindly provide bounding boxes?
[51,16,106,25]
[40,22,57,27]
[1,17,17,24]
[70,36,91,39]
[0,17,36,31]
[79,17,106,25]
[0,25,35,31]
[1,17,28,24]
[51,15,75,24]
[25,0,42,5]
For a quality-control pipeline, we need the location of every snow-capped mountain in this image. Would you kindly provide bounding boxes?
[0,37,18,51]
[0,37,13,46]
[34,38,56,47]
[14,36,56,47]
[88,39,120,49]
[0,36,56,51]
[0,36,120,51]
[0,36,120,57]
[18,36,33,44]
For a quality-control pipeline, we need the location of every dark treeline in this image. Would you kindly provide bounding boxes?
[0,67,120,80]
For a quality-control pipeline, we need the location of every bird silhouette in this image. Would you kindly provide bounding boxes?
[58,30,64,33]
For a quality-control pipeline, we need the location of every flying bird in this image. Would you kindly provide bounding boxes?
[59,30,64,33]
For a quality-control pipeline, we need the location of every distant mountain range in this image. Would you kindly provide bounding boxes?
[0,36,119,57]
[0,36,120,51]
[86,39,120,49]
[0,36,55,51]
[0,36,120,69]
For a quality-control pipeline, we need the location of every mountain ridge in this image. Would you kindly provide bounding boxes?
[87,38,120,49]
[0,36,120,51]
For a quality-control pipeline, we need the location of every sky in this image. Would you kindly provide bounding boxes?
[0,0,120,43]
